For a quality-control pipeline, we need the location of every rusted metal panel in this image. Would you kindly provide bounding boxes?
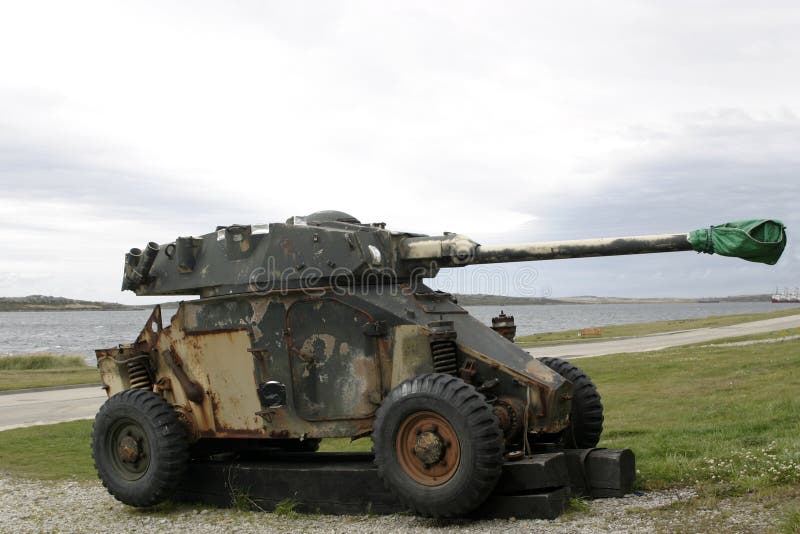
[183,298,252,332]
[96,352,127,394]
[286,298,382,421]
[457,344,571,434]
[388,325,434,389]
[161,349,204,404]
[172,326,263,434]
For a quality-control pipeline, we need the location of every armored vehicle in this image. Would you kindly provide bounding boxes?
[92,213,785,517]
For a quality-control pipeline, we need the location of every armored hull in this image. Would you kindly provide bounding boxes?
[98,284,571,442]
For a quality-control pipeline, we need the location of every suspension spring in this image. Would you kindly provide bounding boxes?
[430,339,458,375]
[127,359,153,390]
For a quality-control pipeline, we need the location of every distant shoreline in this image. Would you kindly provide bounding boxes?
[0,293,774,312]
[453,293,772,306]
[0,306,158,312]
[0,295,182,312]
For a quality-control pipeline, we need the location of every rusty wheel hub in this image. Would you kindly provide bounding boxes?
[396,411,460,486]
[413,430,445,465]
[107,419,151,481]
[118,435,141,463]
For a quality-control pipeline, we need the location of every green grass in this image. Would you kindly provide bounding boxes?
[780,508,800,533]
[579,337,800,494]
[0,353,99,391]
[273,498,300,517]
[318,438,371,453]
[563,496,591,518]
[231,487,258,511]
[0,420,96,479]
[0,354,87,370]
[688,327,800,346]
[515,307,800,347]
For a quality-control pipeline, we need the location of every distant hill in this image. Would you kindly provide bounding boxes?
[0,295,172,312]
[453,294,556,305]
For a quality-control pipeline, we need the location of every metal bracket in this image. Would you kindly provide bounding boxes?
[363,321,387,337]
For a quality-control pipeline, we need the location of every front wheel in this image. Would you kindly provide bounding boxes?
[92,389,189,507]
[372,373,504,518]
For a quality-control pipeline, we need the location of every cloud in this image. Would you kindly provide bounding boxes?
[0,2,797,301]
[439,111,799,298]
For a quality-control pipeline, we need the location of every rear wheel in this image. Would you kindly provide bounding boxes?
[539,357,603,448]
[372,373,504,518]
[92,389,189,507]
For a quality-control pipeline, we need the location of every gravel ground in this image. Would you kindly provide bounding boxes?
[0,476,788,533]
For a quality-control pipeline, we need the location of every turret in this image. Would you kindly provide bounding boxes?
[121,212,786,297]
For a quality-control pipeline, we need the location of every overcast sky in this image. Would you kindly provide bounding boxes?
[1,1,797,303]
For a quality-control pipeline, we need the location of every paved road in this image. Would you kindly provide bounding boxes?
[0,385,107,431]
[526,314,800,359]
[1,315,798,431]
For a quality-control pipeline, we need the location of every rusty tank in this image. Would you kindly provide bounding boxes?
[91,211,786,517]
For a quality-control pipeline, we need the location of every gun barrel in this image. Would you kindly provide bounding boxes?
[472,233,692,264]
[399,219,785,267]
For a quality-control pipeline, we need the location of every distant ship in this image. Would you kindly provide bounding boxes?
[771,287,800,303]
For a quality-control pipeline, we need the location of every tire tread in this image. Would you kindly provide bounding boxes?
[373,373,503,518]
[538,357,604,448]
[91,389,189,507]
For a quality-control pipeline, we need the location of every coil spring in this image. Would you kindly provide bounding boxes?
[430,339,458,375]
[127,360,153,390]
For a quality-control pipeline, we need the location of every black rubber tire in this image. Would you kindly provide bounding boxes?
[92,389,189,507]
[372,373,504,518]
[539,357,604,448]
